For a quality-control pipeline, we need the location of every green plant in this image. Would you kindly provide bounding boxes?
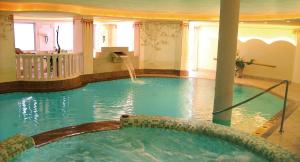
[235,57,254,69]
[235,57,254,78]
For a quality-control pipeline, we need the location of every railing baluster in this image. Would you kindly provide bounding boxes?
[16,55,21,80]
[34,55,38,80]
[24,56,29,80]
[58,55,63,79]
[47,56,51,80]
[69,55,73,76]
[53,55,57,79]
[29,55,33,80]
[65,55,69,77]
[21,56,24,79]
[41,56,47,80]
[16,53,83,81]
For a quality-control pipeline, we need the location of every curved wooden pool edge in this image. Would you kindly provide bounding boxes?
[32,121,120,147]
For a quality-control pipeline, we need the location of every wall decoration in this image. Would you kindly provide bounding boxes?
[140,21,183,69]
[140,22,181,51]
[0,15,13,40]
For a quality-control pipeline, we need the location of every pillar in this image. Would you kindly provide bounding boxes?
[0,13,16,83]
[73,17,83,53]
[137,22,145,69]
[292,29,300,84]
[179,21,189,76]
[105,24,117,47]
[213,0,240,125]
[73,17,93,74]
[133,22,141,56]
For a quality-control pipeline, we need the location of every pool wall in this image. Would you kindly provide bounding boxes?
[0,70,186,93]
[0,134,35,162]
[120,115,300,162]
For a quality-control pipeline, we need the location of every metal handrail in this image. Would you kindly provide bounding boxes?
[212,80,289,133]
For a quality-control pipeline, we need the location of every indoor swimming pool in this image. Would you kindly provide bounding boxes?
[0,77,283,140]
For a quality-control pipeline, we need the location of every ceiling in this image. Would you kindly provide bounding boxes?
[1,0,300,14]
[1,0,300,22]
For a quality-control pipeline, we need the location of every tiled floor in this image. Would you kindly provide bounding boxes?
[189,70,300,155]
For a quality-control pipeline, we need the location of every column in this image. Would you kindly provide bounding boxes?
[82,18,94,74]
[133,22,141,56]
[0,13,16,83]
[73,17,83,53]
[292,29,300,84]
[134,22,145,69]
[213,0,240,125]
[105,24,117,47]
[73,16,94,74]
[179,21,189,76]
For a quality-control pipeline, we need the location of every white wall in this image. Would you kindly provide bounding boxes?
[190,22,298,80]
[238,40,296,80]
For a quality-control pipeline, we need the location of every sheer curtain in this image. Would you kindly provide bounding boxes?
[82,18,94,74]
[293,29,300,83]
[180,21,189,72]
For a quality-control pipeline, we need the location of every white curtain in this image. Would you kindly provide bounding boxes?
[180,21,189,71]
[82,18,94,74]
[293,29,300,83]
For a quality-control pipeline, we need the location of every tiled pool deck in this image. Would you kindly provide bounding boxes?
[188,70,300,155]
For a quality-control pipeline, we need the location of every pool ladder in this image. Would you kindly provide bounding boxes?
[213,80,289,134]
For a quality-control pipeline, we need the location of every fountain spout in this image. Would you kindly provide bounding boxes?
[111,52,137,82]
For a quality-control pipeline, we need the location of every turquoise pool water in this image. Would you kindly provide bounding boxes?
[0,78,282,140]
[12,128,267,162]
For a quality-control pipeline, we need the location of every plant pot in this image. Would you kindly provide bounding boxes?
[236,67,244,78]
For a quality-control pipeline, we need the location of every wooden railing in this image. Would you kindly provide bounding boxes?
[16,53,83,81]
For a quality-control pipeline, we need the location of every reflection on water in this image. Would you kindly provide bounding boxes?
[0,78,282,140]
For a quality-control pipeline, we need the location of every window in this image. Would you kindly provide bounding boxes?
[94,21,134,52]
[54,22,73,50]
[14,23,35,51]
[115,22,134,51]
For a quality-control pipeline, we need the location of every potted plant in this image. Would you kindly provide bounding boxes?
[235,56,254,78]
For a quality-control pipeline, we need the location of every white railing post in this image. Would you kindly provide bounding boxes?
[53,55,57,79]
[58,55,63,78]
[34,55,38,80]
[69,55,73,76]
[47,55,51,79]
[29,55,33,80]
[24,56,29,80]
[42,56,46,80]
[16,55,21,80]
